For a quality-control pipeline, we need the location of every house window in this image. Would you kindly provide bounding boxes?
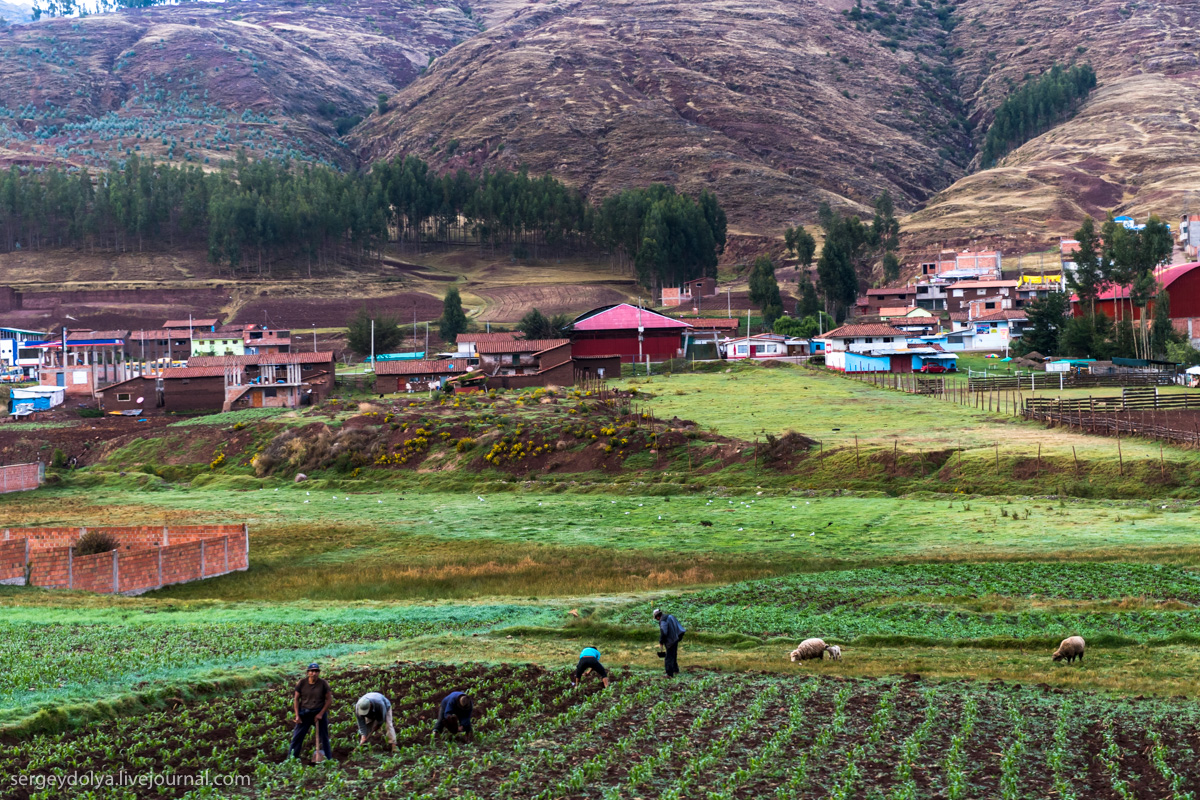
[884,337,893,343]
[182,379,190,384]
[736,345,748,355]
[985,302,996,310]
[265,388,278,398]
[977,289,986,295]
[865,338,874,343]
[511,354,520,364]
[953,290,963,297]
[117,393,130,402]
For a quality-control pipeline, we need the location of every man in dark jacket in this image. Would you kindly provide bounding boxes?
[654,608,686,678]
[290,663,333,760]
[433,691,473,740]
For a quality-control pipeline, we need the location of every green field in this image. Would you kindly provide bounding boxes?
[6,363,1200,796]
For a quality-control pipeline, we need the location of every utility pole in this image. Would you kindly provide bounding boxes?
[312,324,316,353]
[370,319,375,370]
[727,287,731,318]
[425,321,429,356]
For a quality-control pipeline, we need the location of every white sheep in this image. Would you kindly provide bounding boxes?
[824,644,842,661]
[1052,635,1086,664]
[790,638,827,661]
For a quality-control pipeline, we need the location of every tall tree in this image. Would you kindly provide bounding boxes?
[346,308,402,357]
[748,255,783,328]
[784,224,816,267]
[1066,216,1107,318]
[439,287,469,342]
[1018,292,1068,357]
[518,308,570,339]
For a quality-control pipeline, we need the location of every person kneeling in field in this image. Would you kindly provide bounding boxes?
[355,692,397,752]
[290,663,333,761]
[432,691,474,741]
[572,646,611,689]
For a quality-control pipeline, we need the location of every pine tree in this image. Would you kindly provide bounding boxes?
[439,287,469,342]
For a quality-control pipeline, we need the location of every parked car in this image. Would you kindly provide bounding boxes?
[918,363,948,373]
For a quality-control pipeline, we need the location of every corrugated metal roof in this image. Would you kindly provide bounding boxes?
[570,304,692,331]
[823,324,902,338]
[67,330,129,341]
[163,319,219,328]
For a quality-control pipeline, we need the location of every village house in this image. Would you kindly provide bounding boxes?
[720,333,789,360]
[191,327,245,358]
[477,339,571,376]
[455,331,522,358]
[374,359,471,393]
[36,330,138,396]
[567,304,692,363]
[242,325,291,354]
[187,352,336,403]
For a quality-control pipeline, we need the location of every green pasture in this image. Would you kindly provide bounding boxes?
[624,366,1198,461]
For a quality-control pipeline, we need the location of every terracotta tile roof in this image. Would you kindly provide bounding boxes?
[671,317,740,330]
[570,304,692,331]
[188,352,333,367]
[971,310,1028,322]
[477,338,569,355]
[130,329,186,340]
[865,287,915,296]
[457,332,523,343]
[375,359,469,376]
[163,366,229,379]
[67,330,128,341]
[822,324,903,338]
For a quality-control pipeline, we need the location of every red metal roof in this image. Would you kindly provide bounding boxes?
[1091,262,1200,301]
[570,304,692,332]
[376,359,469,376]
[477,338,569,354]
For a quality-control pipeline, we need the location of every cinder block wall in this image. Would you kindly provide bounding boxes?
[0,463,41,494]
[5,524,248,594]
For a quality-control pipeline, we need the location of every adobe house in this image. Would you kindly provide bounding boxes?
[375,359,471,393]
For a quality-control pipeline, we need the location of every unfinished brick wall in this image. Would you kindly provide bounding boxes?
[4,524,248,595]
[0,463,42,494]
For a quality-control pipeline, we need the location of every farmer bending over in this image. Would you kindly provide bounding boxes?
[290,663,333,761]
[572,646,611,689]
[355,692,397,751]
[432,691,474,740]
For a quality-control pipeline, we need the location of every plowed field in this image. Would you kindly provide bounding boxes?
[7,663,1199,799]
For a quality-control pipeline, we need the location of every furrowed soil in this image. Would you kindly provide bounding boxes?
[7,663,1200,799]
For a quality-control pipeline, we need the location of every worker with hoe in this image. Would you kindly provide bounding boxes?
[654,608,686,678]
[355,691,397,752]
[572,646,611,689]
[432,691,474,741]
[290,663,333,761]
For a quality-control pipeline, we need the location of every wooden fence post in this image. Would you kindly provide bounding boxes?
[1072,445,1079,478]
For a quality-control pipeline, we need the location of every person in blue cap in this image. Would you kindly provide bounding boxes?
[290,663,333,760]
[572,645,610,689]
[433,691,473,740]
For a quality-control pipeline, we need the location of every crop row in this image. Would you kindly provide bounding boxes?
[0,606,532,709]
[8,665,1200,799]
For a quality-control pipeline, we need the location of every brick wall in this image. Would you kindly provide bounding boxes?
[30,546,71,589]
[0,538,27,583]
[72,550,116,593]
[7,524,248,595]
[118,548,161,594]
[0,463,42,494]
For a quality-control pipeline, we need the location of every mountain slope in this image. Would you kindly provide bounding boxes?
[352,0,973,234]
[905,0,1200,247]
[0,0,480,170]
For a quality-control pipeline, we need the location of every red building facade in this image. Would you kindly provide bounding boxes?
[567,305,692,363]
[1079,262,1200,320]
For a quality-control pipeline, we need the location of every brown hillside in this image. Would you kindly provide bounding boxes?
[905,0,1200,247]
[352,0,973,234]
[0,0,480,170]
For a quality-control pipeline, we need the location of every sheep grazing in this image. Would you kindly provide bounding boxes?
[1052,636,1086,664]
[790,638,827,662]
[824,645,842,661]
